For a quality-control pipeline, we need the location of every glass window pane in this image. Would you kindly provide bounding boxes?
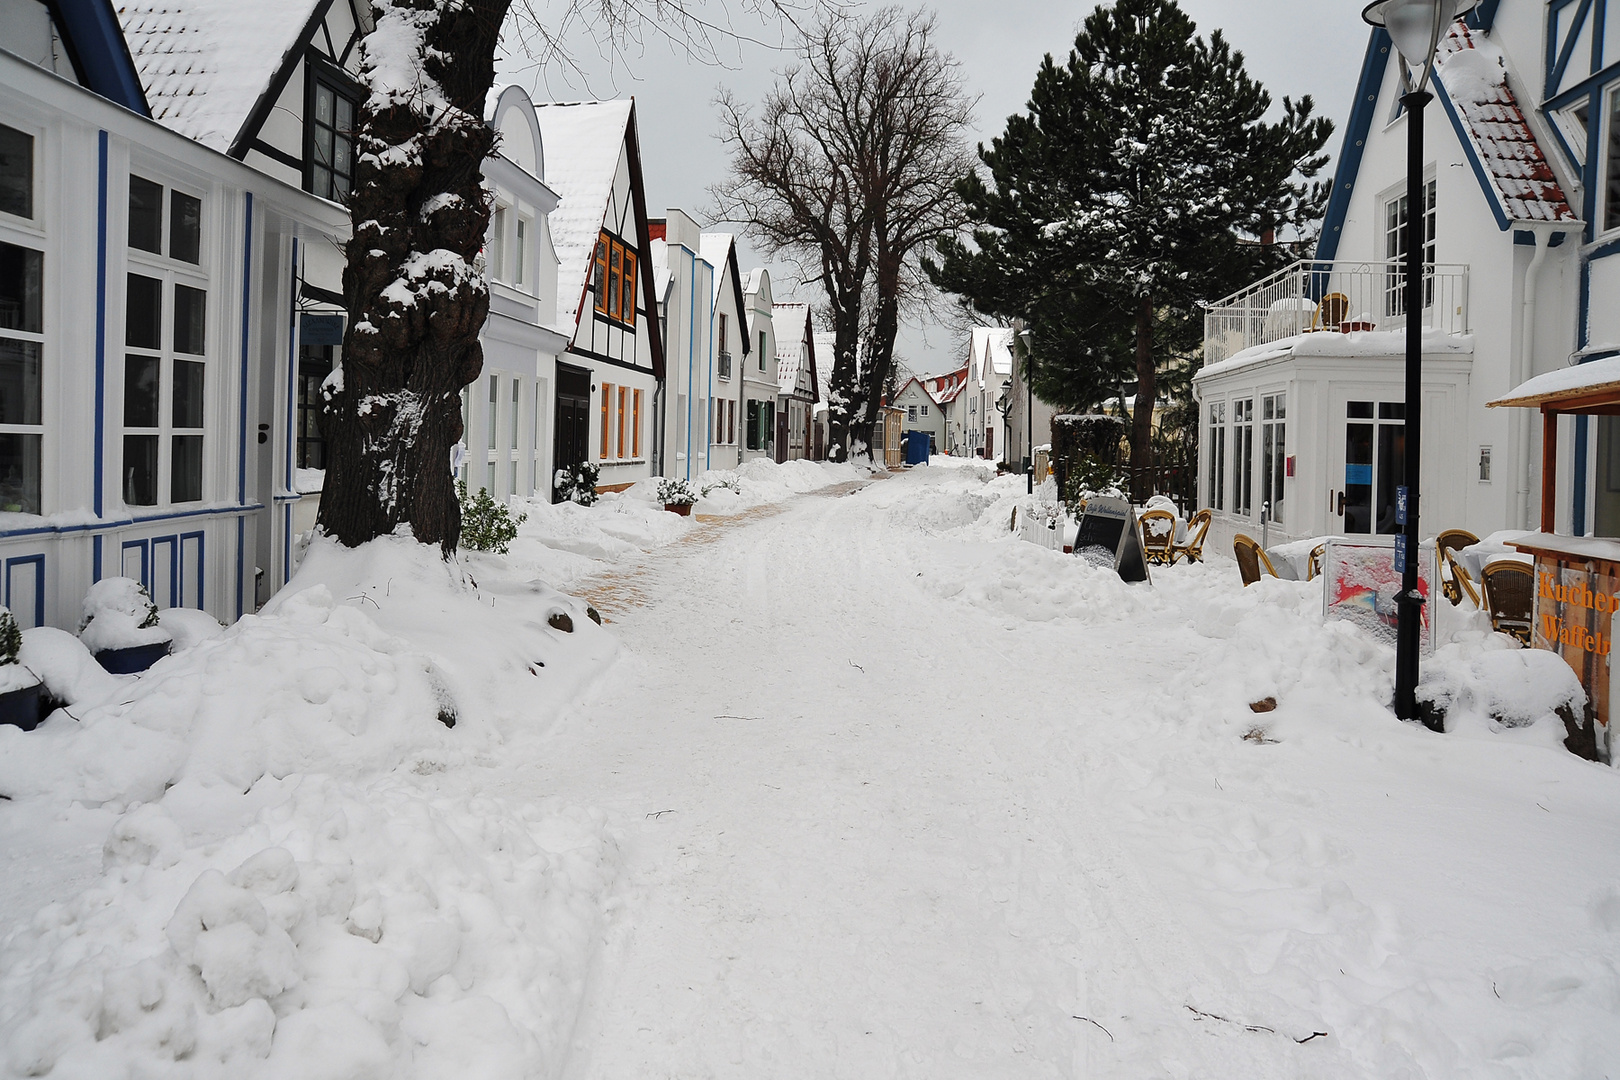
[0,339,42,425]
[1379,401,1406,420]
[0,124,33,219]
[125,274,162,349]
[124,355,160,427]
[332,171,349,202]
[315,84,334,126]
[1344,422,1373,534]
[336,94,353,134]
[312,165,333,200]
[173,359,204,428]
[333,135,352,180]
[487,374,498,450]
[0,240,42,333]
[129,175,163,253]
[171,434,203,502]
[313,125,334,168]
[515,219,526,285]
[1347,400,1374,419]
[510,378,520,450]
[170,191,201,264]
[608,245,621,318]
[173,284,206,354]
[0,431,40,514]
[1376,423,1406,534]
[123,433,158,505]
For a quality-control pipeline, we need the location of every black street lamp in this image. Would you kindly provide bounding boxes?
[1361,0,1476,727]
[1018,329,1035,494]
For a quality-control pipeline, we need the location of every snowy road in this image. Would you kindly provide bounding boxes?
[496,468,1620,1078]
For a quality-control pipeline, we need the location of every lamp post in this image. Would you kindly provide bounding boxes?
[1362,0,1475,728]
[994,382,1011,470]
[1017,330,1035,493]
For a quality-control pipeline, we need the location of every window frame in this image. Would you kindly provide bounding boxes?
[0,234,44,515]
[1380,174,1436,317]
[303,59,361,204]
[0,120,36,224]
[592,230,638,328]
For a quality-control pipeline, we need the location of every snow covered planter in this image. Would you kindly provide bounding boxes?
[555,462,599,506]
[79,577,173,674]
[0,605,42,730]
[657,477,699,516]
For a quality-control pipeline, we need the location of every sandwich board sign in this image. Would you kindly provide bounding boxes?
[1072,496,1150,583]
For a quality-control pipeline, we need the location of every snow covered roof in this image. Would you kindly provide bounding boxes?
[700,234,736,307]
[648,239,672,304]
[1489,356,1620,410]
[1196,328,1475,381]
[116,0,322,152]
[924,366,969,406]
[533,100,634,326]
[1434,22,1578,225]
[971,327,1015,384]
[772,303,812,396]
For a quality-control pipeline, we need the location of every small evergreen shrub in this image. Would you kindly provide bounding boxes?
[657,477,700,506]
[457,479,527,554]
[554,462,599,506]
[0,606,20,666]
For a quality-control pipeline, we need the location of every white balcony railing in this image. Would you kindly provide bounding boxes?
[1202,259,1470,367]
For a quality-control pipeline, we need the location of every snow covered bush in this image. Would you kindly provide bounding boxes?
[457,479,526,554]
[0,604,20,667]
[656,477,699,506]
[701,475,742,497]
[554,462,599,506]
[78,577,172,654]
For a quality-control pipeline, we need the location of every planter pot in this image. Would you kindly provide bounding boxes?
[0,681,42,731]
[94,641,172,675]
[664,503,694,517]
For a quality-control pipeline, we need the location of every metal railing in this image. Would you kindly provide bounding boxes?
[1202,259,1470,367]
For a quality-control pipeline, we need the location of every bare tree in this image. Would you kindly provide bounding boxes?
[712,6,973,460]
[321,0,818,556]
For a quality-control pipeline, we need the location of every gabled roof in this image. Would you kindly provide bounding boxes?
[701,234,750,354]
[50,0,149,114]
[772,302,819,400]
[971,327,1014,384]
[116,0,327,152]
[1432,21,1577,226]
[924,366,969,406]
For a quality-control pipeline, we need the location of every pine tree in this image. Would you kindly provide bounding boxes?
[928,0,1332,483]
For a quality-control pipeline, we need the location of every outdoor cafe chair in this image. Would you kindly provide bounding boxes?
[1172,509,1211,564]
[1233,533,1280,587]
[1436,529,1481,606]
[1443,547,1482,609]
[1306,542,1326,581]
[1310,292,1350,332]
[1481,560,1534,644]
[1139,510,1177,566]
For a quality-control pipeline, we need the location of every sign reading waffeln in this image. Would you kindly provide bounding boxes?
[1537,566,1619,656]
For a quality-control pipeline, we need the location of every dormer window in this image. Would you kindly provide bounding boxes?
[592,230,637,327]
[306,68,359,203]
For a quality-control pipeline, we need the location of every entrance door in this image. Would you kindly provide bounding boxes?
[553,362,590,502]
[1335,398,1406,535]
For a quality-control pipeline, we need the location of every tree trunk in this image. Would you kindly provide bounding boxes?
[858,264,901,454]
[1129,293,1155,490]
[825,292,866,461]
[317,0,510,558]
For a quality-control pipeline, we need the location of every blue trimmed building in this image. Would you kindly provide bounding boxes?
[1194,1,1620,553]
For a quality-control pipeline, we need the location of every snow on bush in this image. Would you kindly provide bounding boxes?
[456,478,526,554]
[655,477,699,507]
[78,577,172,654]
[0,605,35,696]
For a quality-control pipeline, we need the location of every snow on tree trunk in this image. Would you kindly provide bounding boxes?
[318,0,511,557]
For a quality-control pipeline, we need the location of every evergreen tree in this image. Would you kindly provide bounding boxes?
[928,0,1332,482]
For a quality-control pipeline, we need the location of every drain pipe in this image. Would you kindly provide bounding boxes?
[1517,222,1558,531]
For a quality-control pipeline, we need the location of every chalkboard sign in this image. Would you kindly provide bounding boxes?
[1072,497,1152,584]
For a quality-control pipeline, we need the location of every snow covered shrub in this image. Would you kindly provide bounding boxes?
[701,475,742,497]
[0,604,20,666]
[555,462,599,506]
[457,479,526,554]
[78,577,172,654]
[657,477,699,506]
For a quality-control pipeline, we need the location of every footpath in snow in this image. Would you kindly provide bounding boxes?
[3,460,1620,1078]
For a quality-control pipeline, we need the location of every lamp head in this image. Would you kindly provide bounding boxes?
[1362,0,1477,92]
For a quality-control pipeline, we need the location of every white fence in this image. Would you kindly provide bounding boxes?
[1202,259,1470,367]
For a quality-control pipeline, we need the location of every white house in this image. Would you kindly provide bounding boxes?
[0,0,358,630]
[457,86,568,505]
[891,376,945,457]
[967,326,1014,462]
[1193,3,1603,556]
[772,302,820,461]
[532,100,664,494]
[699,231,747,472]
[740,267,778,462]
[924,367,971,457]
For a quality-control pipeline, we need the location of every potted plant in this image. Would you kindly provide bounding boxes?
[657,477,699,516]
[554,462,600,506]
[79,578,173,674]
[0,605,42,730]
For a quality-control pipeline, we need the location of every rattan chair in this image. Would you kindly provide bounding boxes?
[1443,547,1481,609]
[1233,533,1280,587]
[1310,292,1350,332]
[1482,560,1534,644]
[1172,509,1212,564]
[1435,529,1481,606]
[1306,542,1326,581]
[1139,510,1177,566]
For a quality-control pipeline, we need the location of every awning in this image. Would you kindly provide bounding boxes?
[1489,355,1620,412]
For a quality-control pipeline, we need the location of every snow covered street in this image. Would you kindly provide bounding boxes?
[4,462,1620,1078]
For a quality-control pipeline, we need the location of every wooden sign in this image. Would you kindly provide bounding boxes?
[1073,497,1151,584]
[1531,555,1616,761]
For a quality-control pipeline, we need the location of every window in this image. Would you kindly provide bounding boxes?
[727,400,735,445]
[759,330,767,371]
[600,381,613,458]
[617,385,627,459]
[592,231,637,326]
[921,404,928,417]
[296,345,332,469]
[515,217,528,286]
[907,404,917,422]
[1208,400,1226,511]
[632,388,642,458]
[486,373,499,493]
[0,124,32,219]
[1606,87,1620,232]
[307,72,358,202]
[1555,99,1590,167]
[1261,393,1286,525]
[1342,400,1406,535]
[510,377,520,493]
[1232,398,1253,517]
[489,207,506,282]
[129,176,201,264]
[0,239,43,513]
[123,269,206,506]
[718,313,731,379]
[1383,178,1435,315]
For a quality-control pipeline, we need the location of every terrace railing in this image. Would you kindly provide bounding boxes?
[1201,259,1469,368]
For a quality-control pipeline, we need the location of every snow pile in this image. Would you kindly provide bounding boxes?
[78,577,172,654]
[685,458,867,515]
[502,494,693,592]
[0,536,622,1080]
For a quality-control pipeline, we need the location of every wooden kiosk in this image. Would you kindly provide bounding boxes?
[1489,356,1620,763]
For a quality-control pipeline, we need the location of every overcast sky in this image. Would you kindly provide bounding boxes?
[496,1,1373,375]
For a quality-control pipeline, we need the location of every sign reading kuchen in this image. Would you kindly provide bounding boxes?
[1072,497,1150,584]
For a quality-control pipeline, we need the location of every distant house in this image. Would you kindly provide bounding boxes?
[923,367,970,456]
[533,100,664,496]
[740,268,779,463]
[890,376,945,457]
[968,327,1014,461]
[699,232,747,472]
[771,302,820,461]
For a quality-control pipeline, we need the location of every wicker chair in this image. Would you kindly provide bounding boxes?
[1233,533,1280,587]
[1310,292,1350,332]
[1443,547,1481,608]
[1306,542,1327,581]
[1172,509,1212,564]
[1482,560,1534,644]
[1435,529,1481,606]
[1139,510,1178,566]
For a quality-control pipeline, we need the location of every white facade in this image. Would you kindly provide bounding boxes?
[740,267,778,463]
[891,378,945,456]
[772,302,819,461]
[652,211,715,478]
[967,327,1013,462]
